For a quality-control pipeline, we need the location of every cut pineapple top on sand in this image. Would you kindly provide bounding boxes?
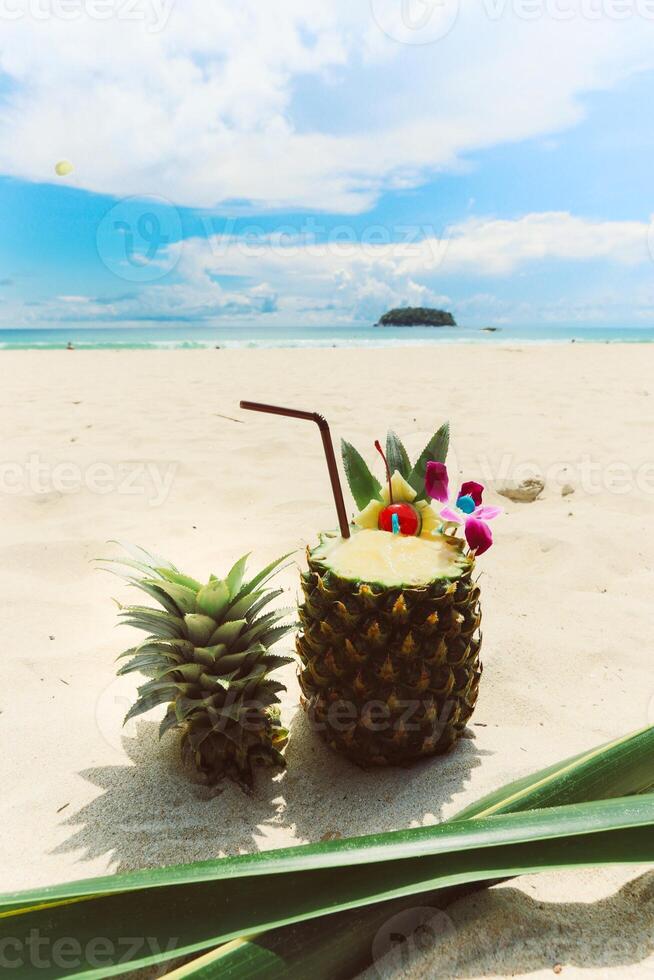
[312,528,467,588]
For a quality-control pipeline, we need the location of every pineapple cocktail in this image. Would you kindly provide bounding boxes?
[297,437,499,766]
[239,402,498,768]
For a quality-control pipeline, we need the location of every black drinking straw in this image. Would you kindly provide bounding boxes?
[240,400,351,538]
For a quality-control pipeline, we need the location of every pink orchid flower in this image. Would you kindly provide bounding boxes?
[425,461,501,556]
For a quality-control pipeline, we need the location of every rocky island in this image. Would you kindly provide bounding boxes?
[376,307,457,327]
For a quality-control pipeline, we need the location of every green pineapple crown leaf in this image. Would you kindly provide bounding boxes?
[341,423,449,509]
[99,544,296,789]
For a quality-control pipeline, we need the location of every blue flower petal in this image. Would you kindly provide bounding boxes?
[456,494,476,515]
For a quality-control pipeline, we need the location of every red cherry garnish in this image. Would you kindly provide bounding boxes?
[378,502,421,536]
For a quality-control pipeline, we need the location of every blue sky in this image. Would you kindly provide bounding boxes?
[1,3,654,328]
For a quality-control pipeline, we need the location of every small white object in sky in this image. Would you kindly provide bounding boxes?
[55,160,74,176]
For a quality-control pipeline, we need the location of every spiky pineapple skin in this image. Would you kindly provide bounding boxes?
[297,542,482,767]
[181,702,287,789]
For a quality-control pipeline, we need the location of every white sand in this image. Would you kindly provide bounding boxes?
[1,345,653,977]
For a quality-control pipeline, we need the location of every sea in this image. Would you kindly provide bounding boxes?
[1,324,654,350]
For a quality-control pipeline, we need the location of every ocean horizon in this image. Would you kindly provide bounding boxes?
[2,323,654,350]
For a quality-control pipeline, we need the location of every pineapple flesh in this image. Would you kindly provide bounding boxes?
[106,546,294,789]
[297,529,481,767]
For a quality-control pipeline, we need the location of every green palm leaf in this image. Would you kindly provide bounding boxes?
[193,723,654,978]
[3,727,654,978]
[459,722,654,818]
[2,799,654,977]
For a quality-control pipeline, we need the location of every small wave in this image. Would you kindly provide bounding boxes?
[1,326,653,350]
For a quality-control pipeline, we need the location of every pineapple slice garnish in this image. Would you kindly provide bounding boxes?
[353,469,441,538]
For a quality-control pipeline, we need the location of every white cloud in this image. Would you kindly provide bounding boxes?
[169,209,651,283]
[0,3,653,211]
[4,210,652,327]
[437,212,652,272]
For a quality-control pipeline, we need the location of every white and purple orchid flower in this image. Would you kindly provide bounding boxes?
[425,462,501,556]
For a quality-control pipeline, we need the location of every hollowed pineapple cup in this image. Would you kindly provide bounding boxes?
[297,529,482,767]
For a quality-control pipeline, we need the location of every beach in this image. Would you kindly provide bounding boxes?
[2,343,653,977]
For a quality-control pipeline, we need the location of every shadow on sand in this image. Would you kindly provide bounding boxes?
[272,709,487,843]
[50,715,654,977]
[363,871,654,978]
[52,708,486,875]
